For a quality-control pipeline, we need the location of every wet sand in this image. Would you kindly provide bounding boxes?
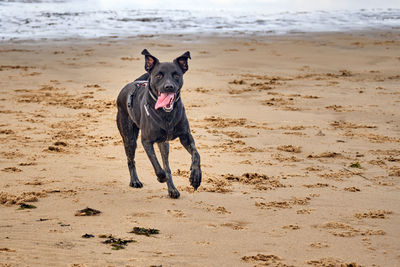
[0,32,400,266]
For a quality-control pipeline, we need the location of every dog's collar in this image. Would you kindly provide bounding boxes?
[133,80,158,102]
[148,88,158,102]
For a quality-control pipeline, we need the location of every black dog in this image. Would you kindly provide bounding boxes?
[116,49,201,198]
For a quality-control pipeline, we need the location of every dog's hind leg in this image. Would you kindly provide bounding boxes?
[157,142,180,199]
[116,109,142,188]
[180,133,202,190]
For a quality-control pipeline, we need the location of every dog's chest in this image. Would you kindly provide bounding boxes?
[143,104,179,141]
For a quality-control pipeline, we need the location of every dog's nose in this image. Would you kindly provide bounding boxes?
[164,84,174,91]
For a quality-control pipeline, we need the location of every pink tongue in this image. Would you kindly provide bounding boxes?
[155,92,175,109]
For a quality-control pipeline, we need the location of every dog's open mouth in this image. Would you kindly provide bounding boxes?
[155,92,176,112]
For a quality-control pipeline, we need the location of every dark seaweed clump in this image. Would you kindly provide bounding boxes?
[101,236,136,250]
[81,233,94,238]
[129,227,160,237]
[18,203,37,210]
[75,207,101,216]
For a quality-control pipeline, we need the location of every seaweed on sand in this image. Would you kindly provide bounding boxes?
[17,203,36,210]
[75,207,101,216]
[129,227,160,237]
[100,235,136,250]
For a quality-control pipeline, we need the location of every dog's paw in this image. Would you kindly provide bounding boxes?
[190,166,202,190]
[156,170,167,183]
[129,180,143,188]
[168,188,180,199]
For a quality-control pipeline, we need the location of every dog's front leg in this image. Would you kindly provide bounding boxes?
[179,133,201,190]
[157,142,180,199]
[141,141,167,183]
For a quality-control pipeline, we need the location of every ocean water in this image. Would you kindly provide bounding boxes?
[0,0,399,41]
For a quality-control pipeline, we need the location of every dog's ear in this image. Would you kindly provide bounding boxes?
[173,51,191,74]
[141,49,159,73]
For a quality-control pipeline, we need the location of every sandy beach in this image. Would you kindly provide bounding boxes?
[0,32,400,266]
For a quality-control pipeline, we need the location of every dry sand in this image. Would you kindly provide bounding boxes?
[0,32,400,266]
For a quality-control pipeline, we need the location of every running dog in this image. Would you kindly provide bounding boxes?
[116,49,201,198]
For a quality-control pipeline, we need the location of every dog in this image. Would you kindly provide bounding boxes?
[116,49,201,198]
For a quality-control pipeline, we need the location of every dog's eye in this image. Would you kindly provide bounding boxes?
[156,73,163,79]
[174,74,180,80]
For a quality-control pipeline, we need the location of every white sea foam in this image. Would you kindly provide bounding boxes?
[0,0,399,41]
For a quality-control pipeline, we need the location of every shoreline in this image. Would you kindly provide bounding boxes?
[1,28,400,45]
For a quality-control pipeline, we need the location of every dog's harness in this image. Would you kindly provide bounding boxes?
[128,80,181,140]
[127,80,146,109]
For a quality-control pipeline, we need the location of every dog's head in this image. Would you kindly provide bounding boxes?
[141,49,191,112]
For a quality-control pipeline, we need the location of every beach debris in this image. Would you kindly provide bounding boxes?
[343,168,371,182]
[100,235,136,250]
[350,162,361,168]
[129,227,160,237]
[81,233,95,238]
[17,203,36,210]
[75,207,101,216]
